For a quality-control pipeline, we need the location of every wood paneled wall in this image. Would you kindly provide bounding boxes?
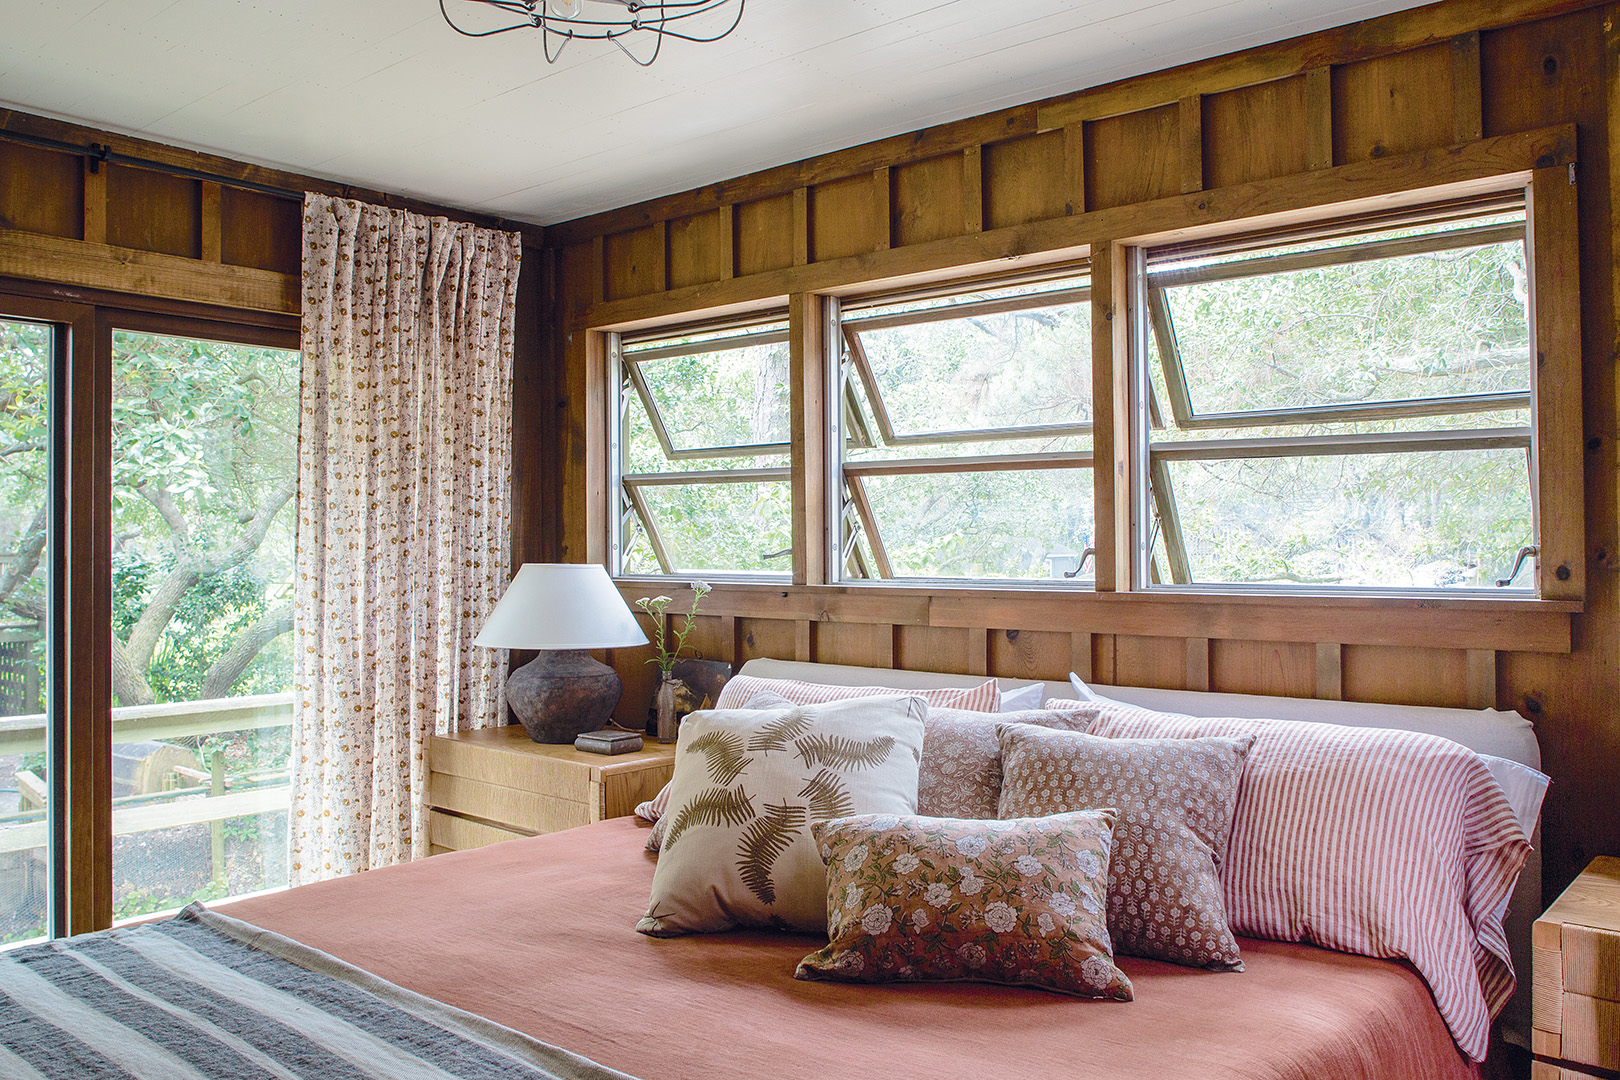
[544,0,1620,898]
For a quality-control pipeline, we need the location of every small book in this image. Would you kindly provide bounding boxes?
[574,729,644,755]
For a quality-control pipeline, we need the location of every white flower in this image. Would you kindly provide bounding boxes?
[924,882,952,908]
[957,869,986,896]
[1049,891,1077,918]
[954,835,988,858]
[1076,850,1103,878]
[1014,854,1043,877]
[843,844,869,872]
[1037,912,1056,935]
[834,952,865,975]
[1079,887,1101,915]
[1081,955,1114,989]
[866,815,900,831]
[860,903,894,936]
[910,907,930,930]
[892,852,920,874]
[845,882,864,910]
[957,943,987,968]
[983,901,1018,933]
[820,844,832,862]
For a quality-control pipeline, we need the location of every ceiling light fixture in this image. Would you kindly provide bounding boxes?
[439,0,744,66]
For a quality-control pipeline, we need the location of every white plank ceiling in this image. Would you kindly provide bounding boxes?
[0,0,1426,226]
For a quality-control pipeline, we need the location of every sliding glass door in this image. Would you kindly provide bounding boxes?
[0,294,298,939]
[108,322,299,920]
[0,316,52,943]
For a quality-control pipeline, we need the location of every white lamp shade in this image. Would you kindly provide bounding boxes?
[473,563,649,650]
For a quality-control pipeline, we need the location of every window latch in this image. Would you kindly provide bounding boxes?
[1063,547,1096,579]
[1496,545,1538,587]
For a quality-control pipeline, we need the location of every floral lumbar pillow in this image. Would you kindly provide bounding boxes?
[998,725,1253,970]
[795,811,1133,1000]
[637,695,927,936]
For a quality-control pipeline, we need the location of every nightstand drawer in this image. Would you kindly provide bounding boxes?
[425,725,676,854]
[1534,856,1620,1072]
[427,770,593,834]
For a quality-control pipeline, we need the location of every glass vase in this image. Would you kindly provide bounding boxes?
[656,673,679,743]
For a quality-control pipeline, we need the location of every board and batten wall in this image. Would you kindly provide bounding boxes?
[541,0,1620,899]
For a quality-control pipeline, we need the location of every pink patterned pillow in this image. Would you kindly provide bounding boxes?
[1088,703,1530,1062]
[918,707,1099,818]
[796,810,1132,999]
[715,674,1000,713]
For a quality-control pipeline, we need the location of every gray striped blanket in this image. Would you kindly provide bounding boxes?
[0,904,639,1080]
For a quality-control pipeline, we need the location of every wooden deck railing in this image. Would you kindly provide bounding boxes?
[0,693,293,855]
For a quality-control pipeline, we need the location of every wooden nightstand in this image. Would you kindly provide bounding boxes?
[425,725,675,854]
[1533,856,1620,1079]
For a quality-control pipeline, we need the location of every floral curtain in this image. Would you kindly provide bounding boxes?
[291,193,521,883]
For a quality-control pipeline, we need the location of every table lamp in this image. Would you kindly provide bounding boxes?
[474,563,649,743]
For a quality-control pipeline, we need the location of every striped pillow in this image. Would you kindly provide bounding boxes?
[714,674,1001,713]
[1088,703,1530,1063]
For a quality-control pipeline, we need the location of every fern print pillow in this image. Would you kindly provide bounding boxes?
[637,696,927,936]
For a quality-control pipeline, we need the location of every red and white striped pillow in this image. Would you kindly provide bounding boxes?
[1088,703,1529,1063]
[714,674,1000,713]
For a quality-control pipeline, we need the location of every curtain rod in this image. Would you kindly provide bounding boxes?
[1,127,305,201]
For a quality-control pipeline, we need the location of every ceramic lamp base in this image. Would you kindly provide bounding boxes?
[507,649,624,743]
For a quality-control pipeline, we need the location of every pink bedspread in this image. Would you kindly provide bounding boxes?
[220,817,1477,1080]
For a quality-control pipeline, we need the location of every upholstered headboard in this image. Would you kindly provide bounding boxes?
[733,656,1544,1050]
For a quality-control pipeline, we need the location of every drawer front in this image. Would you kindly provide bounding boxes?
[1532,1062,1609,1080]
[429,736,593,802]
[427,771,592,835]
[428,809,527,853]
[598,762,675,821]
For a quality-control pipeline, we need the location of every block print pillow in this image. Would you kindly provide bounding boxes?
[998,726,1253,971]
[637,695,927,936]
[918,707,1100,818]
[795,811,1132,1000]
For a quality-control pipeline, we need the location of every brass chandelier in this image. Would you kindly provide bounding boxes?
[439,0,745,66]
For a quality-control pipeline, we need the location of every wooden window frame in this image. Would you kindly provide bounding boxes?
[0,287,297,937]
[1110,171,1581,602]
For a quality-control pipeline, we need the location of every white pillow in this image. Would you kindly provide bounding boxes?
[637,695,927,936]
[997,682,1044,712]
[1478,753,1549,839]
[1068,672,1120,703]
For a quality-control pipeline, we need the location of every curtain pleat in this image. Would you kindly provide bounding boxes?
[292,193,520,883]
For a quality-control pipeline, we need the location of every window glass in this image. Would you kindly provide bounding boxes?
[0,317,50,943]
[617,320,792,577]
[1139,204,1534,591]
[109,330,298,920]
[838,273,1094,583]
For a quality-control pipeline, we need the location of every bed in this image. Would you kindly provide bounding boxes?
[206,659,1542,1080]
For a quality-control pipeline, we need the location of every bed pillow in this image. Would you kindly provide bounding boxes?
[997,682,1044,712]
[636,690,797,853]
[637,695,927,936]
[795,810,1132,1000]
[998,725,1253,970]
[918,706,1099,818]
[714,673,1000,713]
[1086,703,1530,1062]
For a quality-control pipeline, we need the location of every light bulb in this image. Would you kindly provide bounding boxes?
[549,0,582,18]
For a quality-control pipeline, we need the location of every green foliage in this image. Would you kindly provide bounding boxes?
[662,785,755,854]
[735,800,806,906]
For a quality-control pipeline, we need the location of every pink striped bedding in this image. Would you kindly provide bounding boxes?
[713,673,1001,712]
[1087,703,1530,1062]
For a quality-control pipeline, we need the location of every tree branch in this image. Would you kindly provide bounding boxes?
[111,635,155,708]
[124,474,297,675]
[199,603,292,700]
[0,503,47,611]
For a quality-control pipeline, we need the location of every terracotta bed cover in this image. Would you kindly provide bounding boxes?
[220,818,1477,1080]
